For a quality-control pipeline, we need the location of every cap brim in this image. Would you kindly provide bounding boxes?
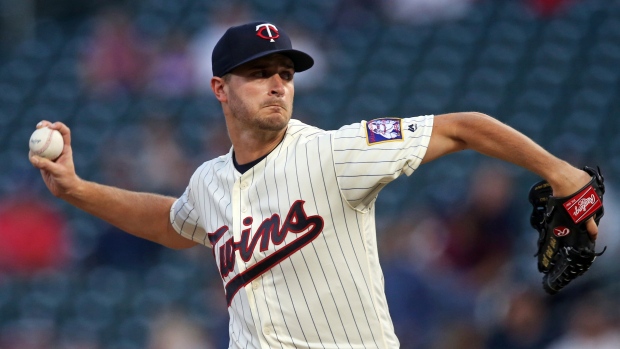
[225,49,314,75]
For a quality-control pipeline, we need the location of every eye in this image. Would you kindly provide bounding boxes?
[252,70,266,78]
[280,71,294,81]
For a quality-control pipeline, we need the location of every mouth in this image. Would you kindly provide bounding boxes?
[262,101,287,111]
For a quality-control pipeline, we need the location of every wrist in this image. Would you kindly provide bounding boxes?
[546,162,591,197]
[60,176,87,202]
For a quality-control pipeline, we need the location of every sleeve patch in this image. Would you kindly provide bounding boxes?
[366,118,403,145]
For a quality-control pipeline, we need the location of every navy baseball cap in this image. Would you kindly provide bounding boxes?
[212,22,314,77]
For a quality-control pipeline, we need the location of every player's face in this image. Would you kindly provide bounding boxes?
[225,54,295,132]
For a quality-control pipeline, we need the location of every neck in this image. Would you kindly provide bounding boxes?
[226,118,288,165]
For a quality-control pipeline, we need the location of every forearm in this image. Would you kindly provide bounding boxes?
[429,112,590,196]
[452,113,564,174]
[63,180,195,249]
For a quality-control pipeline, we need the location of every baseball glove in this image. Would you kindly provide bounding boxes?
[528,166,606,294]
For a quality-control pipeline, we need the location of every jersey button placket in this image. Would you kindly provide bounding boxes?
[240,181,249,217]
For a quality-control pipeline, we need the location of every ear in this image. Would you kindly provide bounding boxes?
[211,77,228,103]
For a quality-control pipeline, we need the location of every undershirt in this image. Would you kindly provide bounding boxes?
[233,151,268,174]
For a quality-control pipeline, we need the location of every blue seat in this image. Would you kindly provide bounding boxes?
[399,91,451,117]
[512,89,557,114]
[476,43,522,70]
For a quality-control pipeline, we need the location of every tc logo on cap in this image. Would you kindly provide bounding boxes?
[256,23,279,42]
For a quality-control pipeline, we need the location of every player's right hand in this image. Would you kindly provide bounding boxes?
[28,120,81,198]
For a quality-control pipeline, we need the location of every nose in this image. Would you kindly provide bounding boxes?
[268,74,285,97]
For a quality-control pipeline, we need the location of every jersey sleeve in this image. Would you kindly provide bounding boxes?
[332,115,434,209]
[169,185,211,248]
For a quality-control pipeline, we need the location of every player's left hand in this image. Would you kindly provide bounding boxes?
[548,167,599,240]
[529,166,605,294]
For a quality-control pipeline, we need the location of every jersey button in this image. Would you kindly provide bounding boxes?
[240,182,248,189]
[264,326,271,335]
[242,206,247,213]
[252,281,259,290]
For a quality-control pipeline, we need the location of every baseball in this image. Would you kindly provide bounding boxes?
[29,127,64,160]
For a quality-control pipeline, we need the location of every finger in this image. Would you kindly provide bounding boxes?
[29,152,47,168]
[49,121,72,146]
[586,217,598,240]
[35,121,72,148]
[36,120,52,129]
[29,151,40,167]
[29,152,60,172]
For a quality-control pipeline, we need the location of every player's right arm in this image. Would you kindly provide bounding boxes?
[28,121,198,250]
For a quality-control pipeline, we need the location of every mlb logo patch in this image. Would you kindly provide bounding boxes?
[366,118,403,145]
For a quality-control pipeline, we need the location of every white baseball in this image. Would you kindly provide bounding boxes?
[29,127,64,160]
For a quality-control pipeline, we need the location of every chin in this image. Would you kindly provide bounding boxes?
[259,116,289,131]
[257,110,290,130]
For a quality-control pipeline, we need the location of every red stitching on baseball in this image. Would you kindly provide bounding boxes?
[34,129,53,156]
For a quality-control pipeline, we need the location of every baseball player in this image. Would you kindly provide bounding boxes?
[29,22,599,348]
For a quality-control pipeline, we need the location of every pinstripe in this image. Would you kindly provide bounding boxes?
[352,195,391,348]
[340,186,379,191]
[334,146,427,153]
[196,163,213,245]
[335,159,403,164]
[304,141,352,345]
[246,166,268,347]
[238,169,254,348]
[333,135,366,139]
[179,206,195,236]
[315,137,367,346]
[205,159,225,234]
[288,144,328,348]
[328,138,381,347]
[259,159,289,348]
[273,145,312,347]
[220,161,242,346]
[250,166,284,349]
[198,161,217,245]
[337,171,405,178]
[294,139,338,347]
[236,171,254,349]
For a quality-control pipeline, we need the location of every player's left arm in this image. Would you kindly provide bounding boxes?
[423,112,598,237]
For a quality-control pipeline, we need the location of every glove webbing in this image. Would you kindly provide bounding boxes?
[543,245,606,294]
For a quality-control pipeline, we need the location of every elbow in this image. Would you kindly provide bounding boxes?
[451,111,498,132]
[461,111,492,121]
[159,235,198,250]
[160,223,199,250]
[443,111,496,149]
[166,241,198,250]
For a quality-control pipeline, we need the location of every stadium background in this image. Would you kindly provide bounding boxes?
[0,0,619,348]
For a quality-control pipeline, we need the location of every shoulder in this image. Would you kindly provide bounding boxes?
[189,153,233,184]
[286,119,366,139]
[286,119,326,138]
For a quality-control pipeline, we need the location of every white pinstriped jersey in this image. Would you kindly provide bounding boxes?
[170,115,433,349]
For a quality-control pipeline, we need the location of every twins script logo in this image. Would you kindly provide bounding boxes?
[562,185,602,224]
[256,23,279,42]
[207,200,324,305]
